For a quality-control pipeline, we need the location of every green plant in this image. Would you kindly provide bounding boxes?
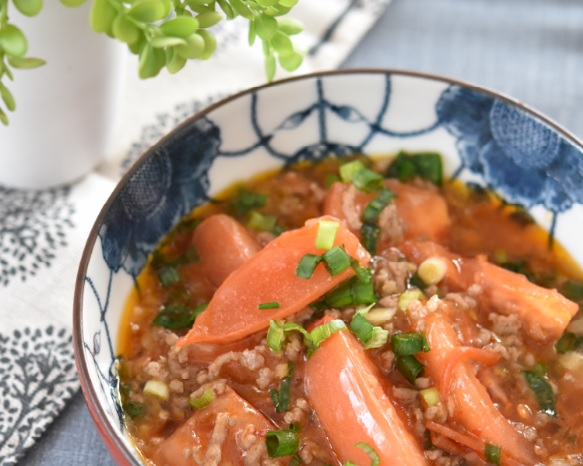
[0,0,303,125]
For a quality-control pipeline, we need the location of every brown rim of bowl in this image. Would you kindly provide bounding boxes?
[73,67,583,464]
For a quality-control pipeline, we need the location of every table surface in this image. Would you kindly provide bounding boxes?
[20,0,583,463]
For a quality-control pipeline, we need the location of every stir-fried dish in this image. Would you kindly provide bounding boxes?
[117,153,583,466]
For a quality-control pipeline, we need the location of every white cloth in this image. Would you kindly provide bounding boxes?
[0,0,390,463]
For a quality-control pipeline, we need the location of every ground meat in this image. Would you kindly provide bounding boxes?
[203,412,229,466]
[489,312,522,336]
[392,387,419,404]
[425,402,448,424]
[341,184,363,231]
[373,250,415,297]
[378,204,405,246]
[444,292,477,310]
[283,397,310,425]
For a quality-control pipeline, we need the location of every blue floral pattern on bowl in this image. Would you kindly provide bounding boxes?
[74,70,583,465]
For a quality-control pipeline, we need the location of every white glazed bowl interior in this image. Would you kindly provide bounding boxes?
[73,69,583,464]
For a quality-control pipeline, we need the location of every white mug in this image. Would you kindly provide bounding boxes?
[0,1,126,189]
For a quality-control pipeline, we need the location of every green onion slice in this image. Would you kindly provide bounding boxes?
[189,388,215,409]
[322,245,351,276]
[352,168,383,192]
[247,210,278,232]
[352,277,376,304]
[296,253,322,279]
[555,331,583,354]
[124,402,145,419]
[339,160,366,182]
[315,219,339,250]
[355,442,380,466]
[350,304,389,349]
[258,301,281,310]
[231,188,268,215]
[325,276,376,308]
[522,370,557,417]
[325,281,354,308]
[484,443,502,466]
[267,320,312,353]
[562,280,583,301]
[361,223,380,255]
[396,355,425,384]
[310,319,346,350]
[350,258,372,284]
[270,362,295,413]
[386,151,443,186]
[391,332,430,356]
[265,429,300,457]
[157,266,181,287]
[152,303,207,330]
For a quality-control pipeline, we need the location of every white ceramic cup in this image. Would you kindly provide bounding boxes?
[0,1,127,189]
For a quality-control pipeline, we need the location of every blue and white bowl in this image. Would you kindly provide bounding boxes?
[73,69,583,464]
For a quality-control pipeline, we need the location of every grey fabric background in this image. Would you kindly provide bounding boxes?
[20,0,583,464]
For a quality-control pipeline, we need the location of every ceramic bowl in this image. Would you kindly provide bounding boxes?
[73,69,583,464]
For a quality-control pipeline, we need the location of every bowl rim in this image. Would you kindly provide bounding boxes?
[72,67,583,464]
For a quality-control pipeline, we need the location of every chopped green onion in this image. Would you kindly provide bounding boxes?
[363,307,397,325]
[296,253,322,279]
[396,355,425,384]
[310,319,346,350]
[157,266,181,287]
[265,429,300,457]
[354,442,380,466]
[398,288,424,311]
[361,223,380,255]
[231,188,268,215]
[555,331,583,354]
[562,280,583,302]
[350,312,374,343]
[344,462,357,466]
[315,220,339,250]
[339,160,366,182]
[189,388,215,409]
[151,245,199,269]
[143,380,169,401]
[419,387,440,407]
[247,210,278,232]
[522,370,556,417]
[386,151,443,186]
[322,245,351,276]
[352,168,383,192]
[270,362,295,413]
[124,402,145,419]
[349,304,389,349]
[352,277,376,304]
[325,173,341,187]
[325,276,376,308]
[267,320,286,352]
[391,332,430,356]
[267,320,313,353]
[362,198,388,224]
[366,327,390,350]
[408,272,427,290]
[259,301,281,310]
[484,443,502,466]
[350,258,372,284]
[152,303,206,330]
[325,281,354,308]
[417,257,447,285]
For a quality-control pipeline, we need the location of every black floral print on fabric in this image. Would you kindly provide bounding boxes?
[0,186,75,287]
[0,326,78,465]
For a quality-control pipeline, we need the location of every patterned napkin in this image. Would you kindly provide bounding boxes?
[0,0,390,464]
